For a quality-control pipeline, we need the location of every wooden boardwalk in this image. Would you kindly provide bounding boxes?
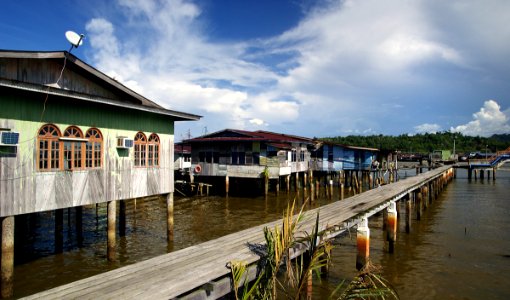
[23,166,452,300]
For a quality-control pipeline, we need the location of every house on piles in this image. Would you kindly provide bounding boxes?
[0,50,200,289]
[183,129,315,195]
[309,140,379,187]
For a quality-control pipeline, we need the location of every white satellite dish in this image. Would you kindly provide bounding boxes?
[65,30,84,48]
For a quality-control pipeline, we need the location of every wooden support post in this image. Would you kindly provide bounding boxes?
[422,186,429,210]
[304,172,308,189]
[295,172,299,191]
[340,183,345,200]
[166,192,174,242]
[416,189,423,221]
[387,202,397,253]
[55,208,64,253]
[276,177,280,194]
[329,179,334,199]
[493,168,496,180]
[119,200,126,237]
[286,175,290,192]
[107,201,116,262]
[474,169,478,180]
[76,206,83,247]
[315,180,320,198]
[405,193,412,233]
[264,177,269,196]
[356,218,370,270]
[468,168,472,180]
[225,175,229,196]
[480,169,485,180]
[1,216,14,299]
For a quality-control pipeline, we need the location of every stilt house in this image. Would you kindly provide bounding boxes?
[0,50,200,217]
[185,129,314,180]
[310,141,378,172]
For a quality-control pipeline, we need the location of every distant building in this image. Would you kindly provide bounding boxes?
[310,140,378,172]
[184,129,314,180]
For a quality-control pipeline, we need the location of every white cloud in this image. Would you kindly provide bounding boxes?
[414,123,442,134]
[450,100,510,137]
[83,0,510,137]
[249,118,265,126]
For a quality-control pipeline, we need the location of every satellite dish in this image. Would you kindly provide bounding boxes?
[65,30,84,48]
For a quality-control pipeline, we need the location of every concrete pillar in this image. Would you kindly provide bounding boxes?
[107,201,116,262]
[405,193,412,233]
[119,200,126,237]
[356,218,370,271]
[166,192,174,242]
[55,208,64,253]
[1,216,14,298]
[387,202,397,253]
[225,175,229,196]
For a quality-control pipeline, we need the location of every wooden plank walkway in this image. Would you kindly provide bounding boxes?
[23,166,452,300]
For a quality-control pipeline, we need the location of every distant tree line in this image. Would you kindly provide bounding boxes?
[321,132,510,154]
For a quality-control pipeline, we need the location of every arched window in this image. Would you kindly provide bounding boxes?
[134,132,147,167]
[63,126,84,170]
[148,133,160,167]
[37,124,61,171]
[85,128,102,168]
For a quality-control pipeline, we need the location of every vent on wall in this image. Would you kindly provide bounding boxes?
[0,131,19,146]
[117,137,134,149]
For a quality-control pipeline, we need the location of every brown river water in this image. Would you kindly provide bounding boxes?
[11,168,510,299]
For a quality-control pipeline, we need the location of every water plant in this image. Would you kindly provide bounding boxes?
[229,201,399,300]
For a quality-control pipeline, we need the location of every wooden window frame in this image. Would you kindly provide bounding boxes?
[148,133,160,167]
[85,128,103,169]
[134,132,147,167]
[37,124,62,171]
[63,126,85,171]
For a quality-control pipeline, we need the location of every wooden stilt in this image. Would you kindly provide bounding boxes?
[76,206,83,247]
[405,193,412,233]
[1,216,15,298]
[119,200,126,237]
[107,201,116,262]
[55,208,64,253]
[416,189,422,221]
[225,175,229,196]
[356,218,370,270]
[286,175,290,192]
[75,206,83,247]
[166,192,174,242]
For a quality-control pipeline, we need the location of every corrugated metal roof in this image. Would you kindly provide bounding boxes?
[0,50,201,121]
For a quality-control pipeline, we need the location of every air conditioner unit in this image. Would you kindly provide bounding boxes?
[0,131,19,146]
[117,137,134,149]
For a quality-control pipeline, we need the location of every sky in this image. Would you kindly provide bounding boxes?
[1,0,510,141]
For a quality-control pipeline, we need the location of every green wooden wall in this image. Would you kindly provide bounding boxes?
[0,90,174,134]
